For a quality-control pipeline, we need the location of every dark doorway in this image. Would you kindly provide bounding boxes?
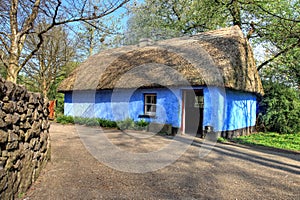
[183,90,204,136]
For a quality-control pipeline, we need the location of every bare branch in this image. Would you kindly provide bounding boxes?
[0,35,10,52]
[80,0,88,17]
[0,53,8,69]
[0,31,9,37]
[20,0,42,36]
[83,20,108,33]
[19,0,62,70]
[55,0,130,25]
[4,0,130,82]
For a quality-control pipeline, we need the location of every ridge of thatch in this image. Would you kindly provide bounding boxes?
[58,26,264,95]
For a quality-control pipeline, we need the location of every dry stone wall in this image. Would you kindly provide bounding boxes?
[0,78,50,199]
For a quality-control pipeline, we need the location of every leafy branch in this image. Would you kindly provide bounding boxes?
[257,39,300,71]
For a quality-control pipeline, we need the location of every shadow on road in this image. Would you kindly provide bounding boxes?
[191,139,300,175]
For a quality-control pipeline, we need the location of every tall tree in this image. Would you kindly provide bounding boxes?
[76,18,118,58]
[125,0,300,84]
[124,0,229,44]
[0,0,129,83]
[20,23,75,98]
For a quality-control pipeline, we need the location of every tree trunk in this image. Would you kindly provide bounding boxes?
[42,76,48,99]
[6,58,20,83]
[6,69,18,83]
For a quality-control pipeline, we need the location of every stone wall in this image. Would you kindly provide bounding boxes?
[0,78,50,199]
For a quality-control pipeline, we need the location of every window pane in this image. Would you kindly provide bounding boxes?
[151,105,156,112]
[152,96,156,104]
[146,105,152,112]
[145,94,157,115]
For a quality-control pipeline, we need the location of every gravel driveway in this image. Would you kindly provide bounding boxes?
[23,123,300,199]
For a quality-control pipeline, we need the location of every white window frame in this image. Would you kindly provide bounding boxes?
[144,93,157,116]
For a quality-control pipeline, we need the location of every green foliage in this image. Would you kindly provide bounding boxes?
[97,118,118,128]
[260,47,300,88]
[217,137,229,143]
[56,115,75,124]
[125,0,228,44]
[0,65,7,79]
[55,115,149,131]
[55,93,65,116]
[126,0,300,88]
[74,117,99,126]
[258,81,300,134]
[18,192,25,199]
[134,119,149,130]
[117,118,135,130]
[56,115,118,128]
[117,118,150,130]
[232,132,300,151]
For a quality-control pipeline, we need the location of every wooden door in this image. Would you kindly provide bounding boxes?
[183,90,203,135]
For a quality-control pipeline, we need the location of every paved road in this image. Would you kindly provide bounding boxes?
[23,123,300,199]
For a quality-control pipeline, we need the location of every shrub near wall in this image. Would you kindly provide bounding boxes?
[0,78,50,199]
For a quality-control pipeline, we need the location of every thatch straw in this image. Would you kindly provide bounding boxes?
[58,26,264,95]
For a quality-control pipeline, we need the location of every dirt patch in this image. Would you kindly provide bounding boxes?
[22,123,300,199]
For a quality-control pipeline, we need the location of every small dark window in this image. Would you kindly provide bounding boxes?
[144,94,157,116]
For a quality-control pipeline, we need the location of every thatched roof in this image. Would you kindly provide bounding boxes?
[58,26,264,95]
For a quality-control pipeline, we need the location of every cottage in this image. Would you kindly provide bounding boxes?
[58,26,264,138]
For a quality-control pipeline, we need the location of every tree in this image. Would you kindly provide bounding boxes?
[125,0,300,80]
[0,0,129,83]
[19,23,76,98]
[77,21,104,57]
[124,0,229,44]
[260,47,300,89]
[76,18,119,58]
[258,81,300,134]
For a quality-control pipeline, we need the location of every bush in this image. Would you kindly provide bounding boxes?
[54,93,65,116]
[134,119,149,130]
[56,116,149,131]
[56,115,74,124]
[135,119,149,127]
[258,81,300,134]
[74,116,87,125]
[85,118,99,126]
[97,118,117,128]
[117,118,150,130]
[117,118,135,130]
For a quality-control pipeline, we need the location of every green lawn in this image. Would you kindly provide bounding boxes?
[231,132,300,152]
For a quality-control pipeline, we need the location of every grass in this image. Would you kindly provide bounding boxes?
[232,132,300,151]
[217,137,229,143]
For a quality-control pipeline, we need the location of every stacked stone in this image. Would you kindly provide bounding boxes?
[0,78,50,199]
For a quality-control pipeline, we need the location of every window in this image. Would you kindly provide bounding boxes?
[144,94,157,116]
[194,96,204,108]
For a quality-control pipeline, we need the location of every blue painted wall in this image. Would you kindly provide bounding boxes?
[201,87,257,131]
[202,86,226,132]
[222,90,257,131]
[64,87,257,131]
[64,88,182,127]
